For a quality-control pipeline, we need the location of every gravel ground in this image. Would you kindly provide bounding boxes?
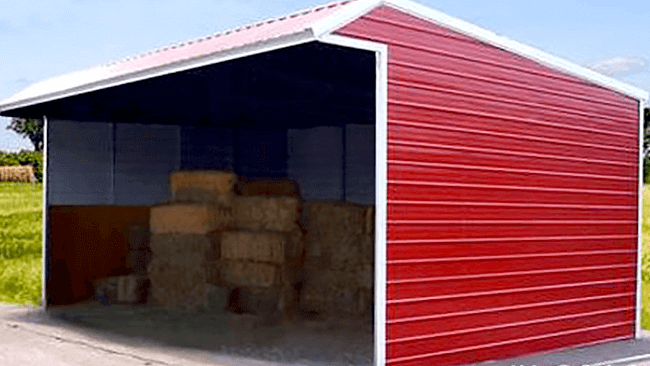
[47,302,374,366]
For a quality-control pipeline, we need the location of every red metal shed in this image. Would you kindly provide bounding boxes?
[1,1,648,366]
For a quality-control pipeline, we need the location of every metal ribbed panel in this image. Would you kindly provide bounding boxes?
[337,6,639,366]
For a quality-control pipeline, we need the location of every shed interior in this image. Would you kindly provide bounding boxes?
[17,42,377,365]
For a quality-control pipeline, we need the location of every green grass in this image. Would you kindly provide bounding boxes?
[642,186,650,330]
[0,183,42,305]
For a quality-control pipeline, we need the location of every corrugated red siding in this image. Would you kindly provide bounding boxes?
[337,6,640,366]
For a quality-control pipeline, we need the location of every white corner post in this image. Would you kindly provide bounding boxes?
[41,115,49,309]
[637,100,646,338]
[317,33,389,366]
[374,42,388,366]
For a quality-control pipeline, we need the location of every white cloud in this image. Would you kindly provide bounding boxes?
[586,55,649,78]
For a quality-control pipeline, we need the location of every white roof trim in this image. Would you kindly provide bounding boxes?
[1,0,647,114]
[317,0,648,101]
[0,30,316,113]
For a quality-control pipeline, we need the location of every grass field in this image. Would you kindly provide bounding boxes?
[0,183,42,305]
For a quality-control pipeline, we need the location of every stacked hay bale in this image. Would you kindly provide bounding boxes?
[300,202,375,319]
[221,180,304,318]
[147,170,236,310]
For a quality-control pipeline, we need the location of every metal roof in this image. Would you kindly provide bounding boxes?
[1,0,647,114]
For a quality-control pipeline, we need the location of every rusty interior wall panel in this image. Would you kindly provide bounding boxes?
[337,6,639,366]
[48,206,150,305]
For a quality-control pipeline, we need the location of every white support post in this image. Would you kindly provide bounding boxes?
[41,115,48,309]
[637,101,646,338]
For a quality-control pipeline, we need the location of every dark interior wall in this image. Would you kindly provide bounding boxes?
[48,206,150,305]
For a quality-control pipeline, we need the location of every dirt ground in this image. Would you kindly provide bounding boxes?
[44,301,374,366]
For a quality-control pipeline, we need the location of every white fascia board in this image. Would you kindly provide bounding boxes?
[311,0,382,38]
[0,29,317,114]
[384,0,649,101]
[636,99,645,338]
[314,0,649,101]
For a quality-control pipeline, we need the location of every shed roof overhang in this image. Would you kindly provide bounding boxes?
[0,0,647,117]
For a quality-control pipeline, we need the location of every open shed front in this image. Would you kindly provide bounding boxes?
[36,41,381,366]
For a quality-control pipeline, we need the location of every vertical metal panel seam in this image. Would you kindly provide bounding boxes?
[41,115,48,309]
[636,100,645,338]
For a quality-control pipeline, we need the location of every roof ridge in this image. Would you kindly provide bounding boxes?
[103,0,354,68]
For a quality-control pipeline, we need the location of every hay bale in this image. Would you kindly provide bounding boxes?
[94,275,149,304]
[204,260,221,286]
[205,284,229,312]
[238,179,300,197]
[220,260,281,288]
[226,286,282,315]
[170,190,235,207]
[221,231,285,264]
[128,226,150,251]
[356,263,373,289]
[117,275,149,303]
[149,233,220,261]
[299,284,358,316]
[126,249,153,276]
[234,196,300,232]
[169,170,237,194]
[0,165,35,183]
[303,202,375,271]
[146,258,208,309]
[150,203,234,235]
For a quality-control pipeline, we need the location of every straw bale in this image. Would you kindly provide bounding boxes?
[220,260,281,288]
[94,275,149,304]
[150,203,234,235]
[146,258,208,309]
[170,190,234,207]
[239,179,300,197]
[299,285,357,316]
[169,170,237,194]
[128,226,150,251]
[221,231,285,264]
[149,233,220,262]
[126,249,152,276]
[117,275,149,304]
[234,196,300,232]
[94,277,118,305]
[303,201,367,236]
[226,286,282,315]
[0,165,34,183]
[204,284,229,312]
[356,263,373,290]
[364,206,374,236]
[303,202,376,271]
[204,260,221,286]
[357,288,374,317]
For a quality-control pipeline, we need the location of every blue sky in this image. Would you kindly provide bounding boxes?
[1,0,648,151]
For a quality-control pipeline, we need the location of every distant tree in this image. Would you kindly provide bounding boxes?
[6,117,43,152]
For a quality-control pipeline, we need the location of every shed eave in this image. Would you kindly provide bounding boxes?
[0,29,318,116]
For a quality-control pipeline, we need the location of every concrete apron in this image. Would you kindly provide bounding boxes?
[0,304,291,366]
[0,303,373,366]
[468,333,650,366]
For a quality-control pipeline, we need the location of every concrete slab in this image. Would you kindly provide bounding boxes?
[469,336,650,366]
